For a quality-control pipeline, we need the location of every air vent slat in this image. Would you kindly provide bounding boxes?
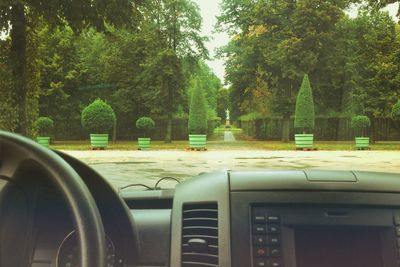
[182,261,218,267]
[182,203,219,267]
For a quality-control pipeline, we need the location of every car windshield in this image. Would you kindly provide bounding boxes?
[0,0,399,190]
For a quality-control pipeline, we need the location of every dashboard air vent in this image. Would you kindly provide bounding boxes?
[182,203,219,267]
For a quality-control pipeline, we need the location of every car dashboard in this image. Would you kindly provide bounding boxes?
[27,153,400,267]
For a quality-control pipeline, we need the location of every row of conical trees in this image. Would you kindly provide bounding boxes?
[33,84,210,150]
[33,74,400,150]
[294,74,400,150]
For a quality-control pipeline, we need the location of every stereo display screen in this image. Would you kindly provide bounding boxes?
[295,227,384,267]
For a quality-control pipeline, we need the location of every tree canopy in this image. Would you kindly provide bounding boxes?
[217,0,400,141]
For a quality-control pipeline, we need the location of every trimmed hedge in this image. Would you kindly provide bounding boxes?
[351,115,371,136]
[136,117,155,138]
[239,116,399,141]
[81,99,116,134]
[35,117,54,136]
[188,81,208,134]
[392,100,400,121]
[294,74,315,132]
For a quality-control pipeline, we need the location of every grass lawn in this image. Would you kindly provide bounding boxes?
[50,139,400,151]
[49,127,399,151]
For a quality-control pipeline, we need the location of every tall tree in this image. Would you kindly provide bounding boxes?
[0,0,140,135]
[218,0,364,142]
[142,0,207,142]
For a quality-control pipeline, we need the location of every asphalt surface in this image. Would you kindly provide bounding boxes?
[63,150,400,190]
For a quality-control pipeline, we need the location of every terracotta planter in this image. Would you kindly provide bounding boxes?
[37,137,50,148]
[189,134,207,149]
[138,138,151,150]
[295,134,314,149]
[90,134,109,149]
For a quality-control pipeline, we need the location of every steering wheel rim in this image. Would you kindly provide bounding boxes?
[0,131,106,267]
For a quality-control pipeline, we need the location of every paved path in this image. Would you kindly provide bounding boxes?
[224,131,236,142]
[63,150,400,190]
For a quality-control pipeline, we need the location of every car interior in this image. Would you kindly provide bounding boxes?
[1,131,400,267]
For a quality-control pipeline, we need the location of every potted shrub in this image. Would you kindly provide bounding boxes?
[294,74,315,149]
[351,115,371,150]
[188,81,208,149]
[136,117,155,150]
[81,99,116,149]
[35,117,54,148]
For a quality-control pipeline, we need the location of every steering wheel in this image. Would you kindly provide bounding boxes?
[0,131,105,267]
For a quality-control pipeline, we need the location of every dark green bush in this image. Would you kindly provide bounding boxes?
[188,80,208,134]
[35,117,54,136]
[136,117,155,138]
[392,100,400,121]
[81,99,116,134]
[351,115,371,136]
[294,74,315,133]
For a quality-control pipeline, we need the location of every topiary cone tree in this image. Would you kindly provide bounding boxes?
[188,81,208,135]
[294,74,315,134]
[188,80,208,149]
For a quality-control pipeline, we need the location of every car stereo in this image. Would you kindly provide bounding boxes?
[251,207,399,267]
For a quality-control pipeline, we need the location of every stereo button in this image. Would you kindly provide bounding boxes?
[254,259,267,267]
[254,225,267,234]
[254,213,267,223]
[267,225,281,234]
[267,235,281,245]
[267,215,280,223]
[254,235,267,245]
[269,247,281,257]
[254,247,267,258]
[394,212,400,225]
[267,259,283,267]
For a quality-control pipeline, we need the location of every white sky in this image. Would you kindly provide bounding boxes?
[193,0,230,84]
[193,0,399,85]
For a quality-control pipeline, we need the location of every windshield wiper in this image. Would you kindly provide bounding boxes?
[118,176,181,193]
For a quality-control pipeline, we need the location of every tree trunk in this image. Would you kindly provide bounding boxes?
[281,114,290,143]
[164,2,177,144]
[370,117,376,144]
[10,4,28,136]
[113,121,117,143]
[165,113,172,143]
[165,80,173,143]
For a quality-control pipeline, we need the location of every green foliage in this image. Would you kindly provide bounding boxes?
[351,115,371,132]
[218,0,400,141]
[136,117,155,138]
[217,88,230,120]
[35,117,54,136]
[187,61,221,119]
[0,39,18,131]
[188,80,208,134]
[294,75,315,132]
[1,0,141,136]
[81,99,116,134]
[392,100,400,120]
[239,112,264,122]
